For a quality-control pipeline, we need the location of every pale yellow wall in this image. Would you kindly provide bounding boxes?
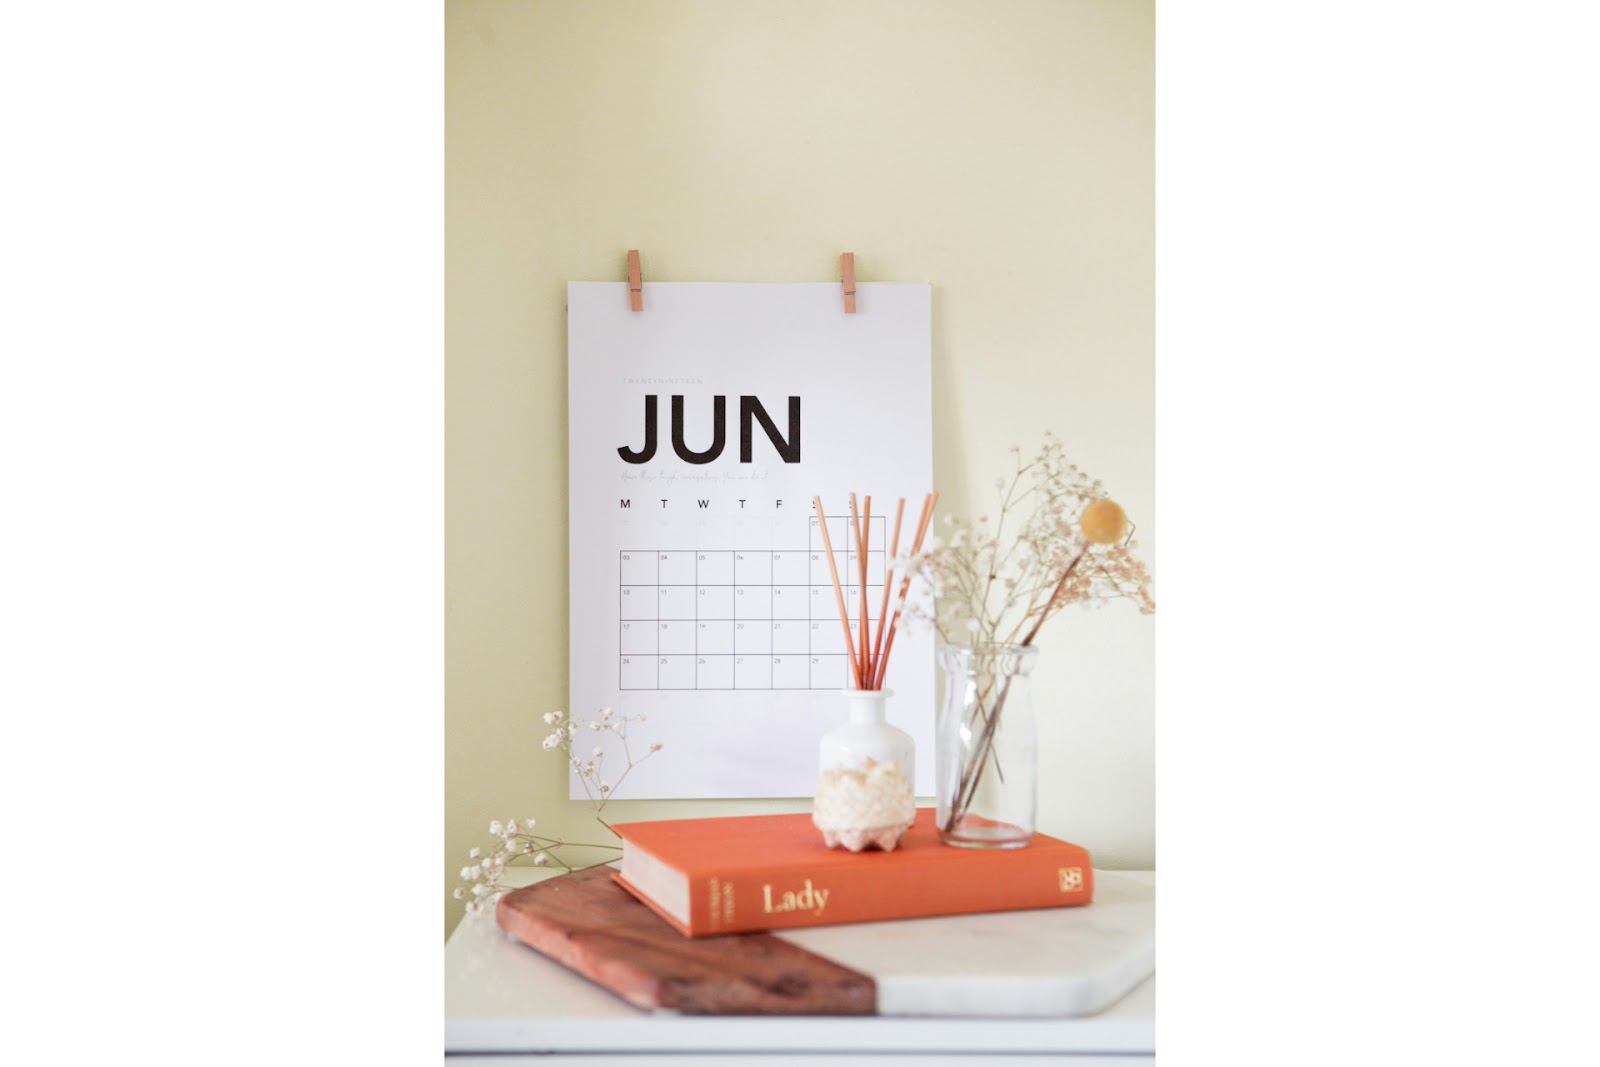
[445,0,1153,935]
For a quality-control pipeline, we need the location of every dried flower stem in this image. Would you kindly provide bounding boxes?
[1020,546,1091,646]
[946,548,1107,830]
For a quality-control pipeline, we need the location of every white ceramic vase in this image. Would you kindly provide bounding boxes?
[818,688,915,781]
[814,687,918,851]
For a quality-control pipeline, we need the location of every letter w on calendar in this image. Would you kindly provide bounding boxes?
[567,281,934,798]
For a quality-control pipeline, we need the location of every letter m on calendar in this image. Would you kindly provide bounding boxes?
[567,281,935,798]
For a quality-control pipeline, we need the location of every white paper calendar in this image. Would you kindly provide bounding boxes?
[566,281,934,798]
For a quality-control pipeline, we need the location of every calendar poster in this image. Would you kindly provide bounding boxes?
[567,281,934,798]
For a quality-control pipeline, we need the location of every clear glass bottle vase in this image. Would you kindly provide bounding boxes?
[936,644,1038,848]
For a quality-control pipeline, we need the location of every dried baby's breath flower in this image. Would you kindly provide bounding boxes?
[455,704,667,920]
[912,438,1154,836]
[900,434,1154,648]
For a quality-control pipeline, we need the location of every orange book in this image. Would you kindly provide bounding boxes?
[610,808,1093,937]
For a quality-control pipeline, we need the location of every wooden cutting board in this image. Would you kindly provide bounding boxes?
[495,865,875,1015]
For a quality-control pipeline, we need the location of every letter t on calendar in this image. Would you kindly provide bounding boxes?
[567,281,935,799]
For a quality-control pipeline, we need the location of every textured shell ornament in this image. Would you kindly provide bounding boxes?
[812,758,916,852]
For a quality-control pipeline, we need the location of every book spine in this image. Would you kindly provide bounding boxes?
[683,851,1093,936]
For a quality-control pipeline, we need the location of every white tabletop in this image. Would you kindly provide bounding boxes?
[444,868,1155,1060]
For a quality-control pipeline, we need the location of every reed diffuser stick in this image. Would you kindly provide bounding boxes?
[857,495,872,679]
[812,496,863,688]
[874,491,938,689]
[848,493,864,680]
[869,497,906,683]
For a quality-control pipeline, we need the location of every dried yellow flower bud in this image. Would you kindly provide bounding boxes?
[1080,499,1129,545]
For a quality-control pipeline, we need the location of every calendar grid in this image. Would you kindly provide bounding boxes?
[618,514,887,691]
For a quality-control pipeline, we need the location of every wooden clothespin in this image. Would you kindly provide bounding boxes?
[627,250,643,312]
[839,252,856,314]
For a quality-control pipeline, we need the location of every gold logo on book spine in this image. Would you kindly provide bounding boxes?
[1059,867,1084,892]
